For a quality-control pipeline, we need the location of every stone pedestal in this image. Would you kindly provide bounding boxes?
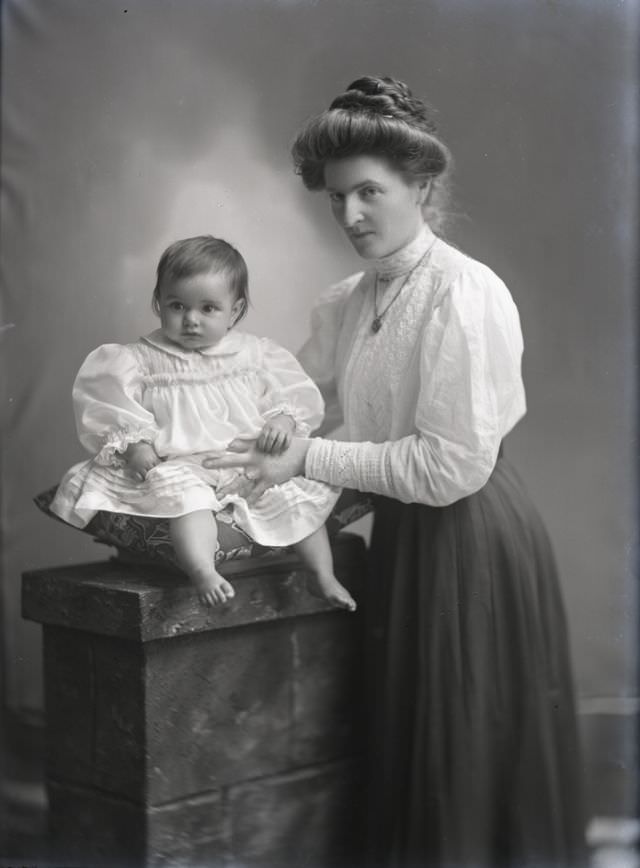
[22,533,367,868]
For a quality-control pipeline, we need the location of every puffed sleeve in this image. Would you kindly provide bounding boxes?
[258,338,326,437]
[297,274,362,434]
[305,265,527,505]
[72,344,159,465]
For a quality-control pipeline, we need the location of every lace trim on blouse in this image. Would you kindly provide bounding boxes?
[305,437,394,496]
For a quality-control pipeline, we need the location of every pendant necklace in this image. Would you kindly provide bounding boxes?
[371,237,438,334]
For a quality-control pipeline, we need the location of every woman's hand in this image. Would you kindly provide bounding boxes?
[123,441,161,481]
[203,436,311,505]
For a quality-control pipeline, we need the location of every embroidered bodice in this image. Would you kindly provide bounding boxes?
[298,229,527,506]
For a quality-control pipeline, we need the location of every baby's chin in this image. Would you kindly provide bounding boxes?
[166,333,219,351]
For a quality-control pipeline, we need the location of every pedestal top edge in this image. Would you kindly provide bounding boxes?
[21,533,366,640]
[22,532,364,592]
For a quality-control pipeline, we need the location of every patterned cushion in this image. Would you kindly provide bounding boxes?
[34,485,373,569]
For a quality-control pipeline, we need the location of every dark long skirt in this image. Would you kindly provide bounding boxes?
[364,452,587,868]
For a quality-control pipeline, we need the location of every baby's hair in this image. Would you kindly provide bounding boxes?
[291,75,453,232]
[152,235,250,322]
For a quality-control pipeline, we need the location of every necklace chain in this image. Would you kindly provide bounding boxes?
[371,237,438,334]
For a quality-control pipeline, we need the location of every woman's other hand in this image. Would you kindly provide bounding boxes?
[123,441,161,481]
[203,436,311,505]
[257,413,295,455]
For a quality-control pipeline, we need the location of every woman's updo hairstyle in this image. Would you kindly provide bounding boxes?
[292,76,452,230]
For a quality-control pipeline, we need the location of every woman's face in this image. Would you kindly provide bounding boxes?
[324,155,427,260]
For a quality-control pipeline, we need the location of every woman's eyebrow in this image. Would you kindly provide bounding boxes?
[326,178,382,193]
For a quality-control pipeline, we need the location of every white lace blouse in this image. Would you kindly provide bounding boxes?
[298,228,527,506]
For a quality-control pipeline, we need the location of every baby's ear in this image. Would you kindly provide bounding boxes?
[231,297,246,325]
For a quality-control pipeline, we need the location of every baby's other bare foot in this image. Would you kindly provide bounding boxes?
[307,573,356,612]
[191,569,235,607]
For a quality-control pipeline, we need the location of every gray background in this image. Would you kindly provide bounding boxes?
[1,0,637,815]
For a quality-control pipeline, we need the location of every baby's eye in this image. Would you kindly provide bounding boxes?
[202,304,217,314]
[169,301,183,311]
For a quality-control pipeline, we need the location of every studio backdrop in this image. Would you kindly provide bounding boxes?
[1,0,637,816]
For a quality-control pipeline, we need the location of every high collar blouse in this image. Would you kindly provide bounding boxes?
[297,228,527,506]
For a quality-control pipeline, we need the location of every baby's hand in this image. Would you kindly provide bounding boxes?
[123,441,160,481]
[257,414,295,455]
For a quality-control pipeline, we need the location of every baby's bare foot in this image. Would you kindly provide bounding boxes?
[307,573,356,612]
[191,569,235,607]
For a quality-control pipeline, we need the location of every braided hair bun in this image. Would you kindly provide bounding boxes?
[330,76,439,137]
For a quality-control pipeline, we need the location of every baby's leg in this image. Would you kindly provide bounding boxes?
[169,510,235,607]
[294,525,356,612]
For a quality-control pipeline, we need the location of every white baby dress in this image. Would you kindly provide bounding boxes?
[51,329,340,546]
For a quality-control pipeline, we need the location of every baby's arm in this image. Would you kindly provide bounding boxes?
[257,338,327,453]
[73,344,160,466]
[123,441,161,481]
[257,413,296,455]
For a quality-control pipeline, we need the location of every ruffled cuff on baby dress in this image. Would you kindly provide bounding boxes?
[261,405,312,437]
[94,424,159,466]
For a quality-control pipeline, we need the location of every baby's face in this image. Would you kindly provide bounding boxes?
[158,271,242,351]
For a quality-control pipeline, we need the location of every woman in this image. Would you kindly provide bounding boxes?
[207,76,586,867]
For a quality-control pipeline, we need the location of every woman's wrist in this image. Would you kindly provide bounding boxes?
[304,437,366,490]
[293,437,312,476]
[303,437,325,480]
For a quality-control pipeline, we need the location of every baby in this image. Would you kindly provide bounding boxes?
[51,235,356,611]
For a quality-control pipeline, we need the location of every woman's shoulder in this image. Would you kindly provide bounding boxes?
[316,271,365,306]
[431,239,502,281]
[306,271,366,330]
[430,240,512,305]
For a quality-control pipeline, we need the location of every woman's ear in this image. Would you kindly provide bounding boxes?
[417,178,432,206]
